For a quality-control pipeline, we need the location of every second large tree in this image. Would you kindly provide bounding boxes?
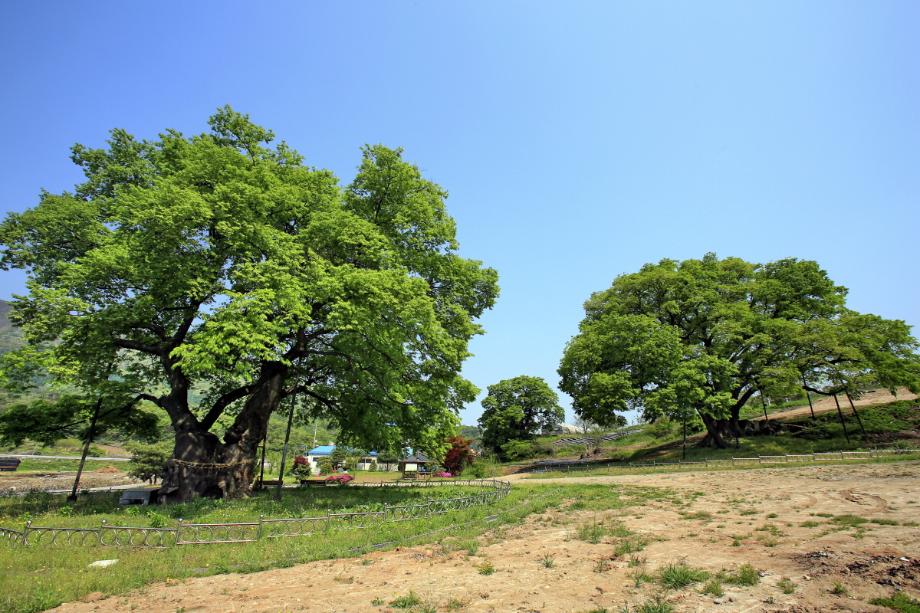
[559,254,919,448]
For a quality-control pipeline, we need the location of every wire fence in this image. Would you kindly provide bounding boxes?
[526,447,918,474]
[0,478,511,548]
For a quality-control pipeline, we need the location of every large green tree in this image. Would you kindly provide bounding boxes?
[559,254,920,448]
[0,107,498,500]
[478,375,564,457]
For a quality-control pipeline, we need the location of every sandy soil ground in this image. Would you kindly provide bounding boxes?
[53,462,920,613]
[0,468,140,495]
[752,388,917,422]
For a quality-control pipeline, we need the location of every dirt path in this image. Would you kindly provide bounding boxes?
[753,387,916,422]
[53,462,920,613]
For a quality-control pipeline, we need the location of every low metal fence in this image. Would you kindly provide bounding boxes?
[0,478,511,548]
[528,447,917,473]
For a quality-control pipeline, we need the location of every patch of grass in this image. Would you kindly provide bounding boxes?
[680,510,713,521]
[477,561,495,576]
[631,595,674,613]
[540,554,555,568]
[594,558,612,573]
[831,581,848,596]
[445,596,468,610]
[390,591,423,608]
[870,518,899,526]
[766,512,778,518]
[630,569,654,587]
[800,520,820,528]
[869,591,920,613]
[628,554,646,568]
[701,579,724,597]
[777,577,796,594]
[723,563,760,586]
[614,536,648,557]
[658,562,709,589]
[832,514,869,527]
[371,597,385,606]
[577,522,606,544]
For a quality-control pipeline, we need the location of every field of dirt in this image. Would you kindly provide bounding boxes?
[53,462,920,613]
[0,468,139,495]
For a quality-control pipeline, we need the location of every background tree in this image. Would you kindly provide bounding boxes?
[559,254,920,448]
[442,435,474,475]
[126,442,171,484]
[0,389,161,498]
[0,107,498,500]
[478,375,564,458]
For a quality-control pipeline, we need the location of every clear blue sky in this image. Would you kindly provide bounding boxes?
[1,1,918,425]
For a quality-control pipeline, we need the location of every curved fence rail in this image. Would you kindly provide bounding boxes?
[526,447,918,473]
[0,479,511,548]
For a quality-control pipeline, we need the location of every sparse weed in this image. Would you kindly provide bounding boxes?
[477,561,495,576]
[831,581,848,596]
[540,554,555,568]
[614,536,648,557]
[628,554,646,568]
[390,591,423,608]
[628,595,673,613]
[658,562,709,589]
[869,591,920,612]
[723,563,760,586]
[701,579,724,597]
[578,522,606,544]
[777,577,796,594]
[631,569,654,587]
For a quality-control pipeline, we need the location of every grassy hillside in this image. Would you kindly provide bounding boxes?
[508,398,919,467]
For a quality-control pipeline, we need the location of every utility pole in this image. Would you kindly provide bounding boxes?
[275,398,297,501]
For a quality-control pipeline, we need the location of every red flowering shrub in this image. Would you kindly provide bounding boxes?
[325,473,354,485]
[443,436,474,475]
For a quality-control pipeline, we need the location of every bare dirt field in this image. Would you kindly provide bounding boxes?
[52,462,920,613]
[0,468,139,495]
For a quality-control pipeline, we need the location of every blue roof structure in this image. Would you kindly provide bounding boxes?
[307,445,378,457]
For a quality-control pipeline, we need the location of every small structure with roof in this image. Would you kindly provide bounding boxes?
[398,452,432,478]
[304,445,378,473]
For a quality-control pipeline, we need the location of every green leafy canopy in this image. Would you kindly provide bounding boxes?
[478,375,564,457]
[0,106,499,459]
[559,254,920,442]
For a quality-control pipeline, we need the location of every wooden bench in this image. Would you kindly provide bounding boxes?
[254,478,282,489]
[0,458,21,472]
[298,479,327,487]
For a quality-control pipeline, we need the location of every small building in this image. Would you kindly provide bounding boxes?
[398,452,432,475]
[305,445,378,473]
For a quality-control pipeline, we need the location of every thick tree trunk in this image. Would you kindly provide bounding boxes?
[699,413,729,449]
[159,363,287,502]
